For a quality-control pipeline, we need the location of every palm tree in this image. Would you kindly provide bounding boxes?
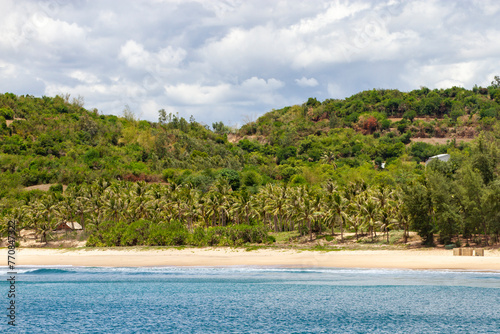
[207,192,221,227]
[129,181,150,221]
[102,191,125,223]
[346,212,362,240]
[391,191,411,243]
[213,178,232,226]
[360,194,380,242]
[331,193,348,241]
[181,186,197,231]
[1,204,29,240]
[196,192,211,229]
[285,186,300,231]
[74,191,91,230]
[321,151,337,168]
[32,194,61,243]
[146,183,165,224]
[231,187,255,225]
[265,184,287,232]
[374,186,394,243]
[297,186,320,241]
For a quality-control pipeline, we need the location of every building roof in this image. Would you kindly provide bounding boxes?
[425,153,450,165]
[58,221,83,230]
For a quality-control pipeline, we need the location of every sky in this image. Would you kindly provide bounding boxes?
[1,0,500,127]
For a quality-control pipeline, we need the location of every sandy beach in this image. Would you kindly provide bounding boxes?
[10,247,500,270]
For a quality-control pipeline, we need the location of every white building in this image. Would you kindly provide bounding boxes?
[425,153,450,165]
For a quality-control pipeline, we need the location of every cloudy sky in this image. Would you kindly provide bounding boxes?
[1,0,500,126]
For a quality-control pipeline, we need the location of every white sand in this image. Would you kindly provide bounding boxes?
[10,247,500,270]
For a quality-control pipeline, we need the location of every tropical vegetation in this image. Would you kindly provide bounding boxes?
[1,78,499,247]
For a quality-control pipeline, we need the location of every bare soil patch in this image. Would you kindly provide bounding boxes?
[227,134,268,144]
[5,118,26,127]
[410,137,475,145]
[388,117,431,122]
[23,184,68,192]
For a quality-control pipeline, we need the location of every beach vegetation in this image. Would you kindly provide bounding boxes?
[0,86,499,248]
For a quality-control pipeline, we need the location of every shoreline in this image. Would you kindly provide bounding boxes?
[8,247,500,271]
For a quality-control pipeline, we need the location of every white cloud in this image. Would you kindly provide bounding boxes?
[119,40,149,69]
[164,83,232,105]
[1,0,500,125]
[36,18,86,45]
[164,77,283,106]
[295,77,319,87]
[70,71,100,84]
[0,60,16,77]
[401,61,490,90]
[290,1,370,35]
[327,83,346,99]
[119,40,186,72]
[140,100,162,120]
[240,77,284,91]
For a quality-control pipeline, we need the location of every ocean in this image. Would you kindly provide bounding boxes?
[1,266,499,333]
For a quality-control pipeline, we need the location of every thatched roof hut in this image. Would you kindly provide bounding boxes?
[56,221,83,231]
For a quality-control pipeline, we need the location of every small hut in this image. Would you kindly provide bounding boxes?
[55,221,83,231]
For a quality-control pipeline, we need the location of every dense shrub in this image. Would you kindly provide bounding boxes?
[86,220,269,247]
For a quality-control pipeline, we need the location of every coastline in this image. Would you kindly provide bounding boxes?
[10,247,500,271]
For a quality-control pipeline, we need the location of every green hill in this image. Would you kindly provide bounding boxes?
[1,83,499,248]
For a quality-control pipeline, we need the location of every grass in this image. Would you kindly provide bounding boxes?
[245,245,262,251]
[13,229,424,252]
[269,231,301,243]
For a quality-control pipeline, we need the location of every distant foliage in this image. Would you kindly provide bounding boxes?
[0,85,499,247]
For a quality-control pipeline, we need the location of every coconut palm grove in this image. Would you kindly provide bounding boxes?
[1,80,500,248]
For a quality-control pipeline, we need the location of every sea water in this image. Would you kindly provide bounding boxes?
[1,266,499,333]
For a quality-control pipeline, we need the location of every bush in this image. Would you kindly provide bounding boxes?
[267,235,276,243]
[380,119,391,130]
[122,219,151,246]
[241,170,261,187]
[49,184,63,192]
[148,221,189,246]
[396,121,408,133]
[403,110,417,122]
[162,168,176,182]
[0,107,14,120]
[277,146,297,164]
[238,138,261,153]
[279,166,298,181]
[190,227,207,246]
[290,174,307,185]
[219,168,240,190]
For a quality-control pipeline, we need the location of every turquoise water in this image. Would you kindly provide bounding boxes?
[1,266,499,333]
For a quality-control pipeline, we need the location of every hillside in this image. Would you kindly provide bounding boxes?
[1,83,499,248]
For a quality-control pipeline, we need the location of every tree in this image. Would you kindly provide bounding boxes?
[305,97,320,108]
[491,75,500,88]
[455,165,488,245]
[298,187,316,241]
[277,146,297,164]
[219,168,240,190]
[32,194,61,243]
[374,186,395,243]
[403,181,435,246]
[323,181,347,241]
[427,172,460,245]
[212,121,230,135]
[360,194,380,242]
[158,109,167,124]
[403,110,417,122]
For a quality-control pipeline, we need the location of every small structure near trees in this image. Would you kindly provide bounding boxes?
[425,153,450,165]
[55,221,83,231]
